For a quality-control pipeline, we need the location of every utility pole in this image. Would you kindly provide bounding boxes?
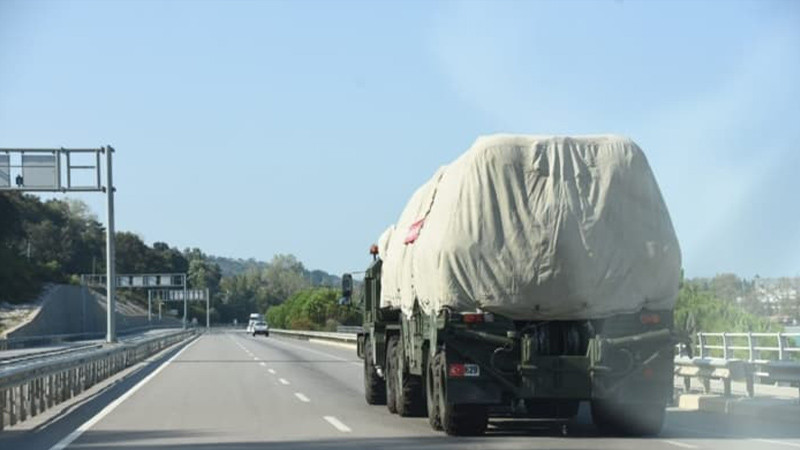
[206,288,210,329]
[105,146,117,343]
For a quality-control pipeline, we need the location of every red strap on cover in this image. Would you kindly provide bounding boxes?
[404,219,425,244]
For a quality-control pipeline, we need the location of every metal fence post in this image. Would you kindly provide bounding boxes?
[0,388,5,431]
[698,333,706,358]
[747,332,754,361]
[722,333,729,360]
[778,333,786,360]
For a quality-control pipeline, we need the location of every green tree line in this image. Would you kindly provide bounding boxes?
[0,192,345,326]
[674,278,779,336]
[266,288,361,331]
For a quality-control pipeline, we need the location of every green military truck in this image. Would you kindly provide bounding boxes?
[342,135,682,436]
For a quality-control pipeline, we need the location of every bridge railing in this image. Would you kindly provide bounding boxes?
[0,328,196,431]
[692,332,800,362]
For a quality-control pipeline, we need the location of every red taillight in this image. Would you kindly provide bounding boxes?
[448,363,466,377]
[462,313,484,324]
[640,313,661,325]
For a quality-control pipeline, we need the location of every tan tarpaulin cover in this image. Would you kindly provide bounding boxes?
[379,135,681,320]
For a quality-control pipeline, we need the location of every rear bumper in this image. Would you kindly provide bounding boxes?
[444,329,676,406]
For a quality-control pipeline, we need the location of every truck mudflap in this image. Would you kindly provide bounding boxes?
[446,378,504,405]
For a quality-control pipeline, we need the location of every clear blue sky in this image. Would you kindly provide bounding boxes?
[1,0,798,278]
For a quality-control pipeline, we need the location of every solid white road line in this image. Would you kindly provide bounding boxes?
[323,416,352,433]
[279,378,290,385]
[49,335,202,450]
[268,369,276,375]
[753,439,800,448]
[661,440,699,449]
[294,393,311,403]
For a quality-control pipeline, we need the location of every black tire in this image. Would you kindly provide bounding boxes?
[591,399,665,436]
[386,336,399,413]
[394,339,426,417]
[364,337,386,405]
[435,352,489,436]
[426,351,442,430]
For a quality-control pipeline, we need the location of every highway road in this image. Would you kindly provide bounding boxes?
[2,330,800,449]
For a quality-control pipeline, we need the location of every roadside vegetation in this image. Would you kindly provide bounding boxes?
[675,279,777,335]
[266,288,361,331]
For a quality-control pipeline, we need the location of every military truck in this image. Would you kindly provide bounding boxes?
[341,135,682,436]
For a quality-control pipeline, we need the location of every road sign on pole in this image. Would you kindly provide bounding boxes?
[1,147,116,343]
[151,289,211,328]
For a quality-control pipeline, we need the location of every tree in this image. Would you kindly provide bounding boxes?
[188,258,222,294]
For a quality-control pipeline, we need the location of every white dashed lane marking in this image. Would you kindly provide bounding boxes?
[661,440,698,449]
[323,416,352,433]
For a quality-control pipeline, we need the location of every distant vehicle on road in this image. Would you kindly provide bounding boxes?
[247,313,264,333]
[252,321,269,337]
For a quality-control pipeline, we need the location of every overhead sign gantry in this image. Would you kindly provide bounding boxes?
[1,147,118,343]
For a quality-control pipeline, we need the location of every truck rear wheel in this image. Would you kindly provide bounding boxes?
[386,336,399,413]
[393,338,426,417]
[591,399,665,436]
[426,353,442,430]
[434,352,489,436]
[363,337,386,405]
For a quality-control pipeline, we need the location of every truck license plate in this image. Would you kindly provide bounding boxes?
[464,364,480,377]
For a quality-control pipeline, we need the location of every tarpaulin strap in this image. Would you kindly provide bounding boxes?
[404,169,446,245]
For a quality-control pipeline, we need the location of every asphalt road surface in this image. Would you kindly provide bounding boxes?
[3,330,799,449]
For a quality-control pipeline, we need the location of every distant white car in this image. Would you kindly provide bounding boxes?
[252,321,269,337]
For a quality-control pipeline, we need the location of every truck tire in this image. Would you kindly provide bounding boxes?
[386,336,399,414]
[426,352,442,430]
[363,337,386,405]
[591,399,665,436]
[434,352,489,436]
[393,339,426,417]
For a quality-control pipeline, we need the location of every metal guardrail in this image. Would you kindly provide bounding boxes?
[269,329,357,343]
[0,323,182,351]
[676,332,800,399]
[0,343,103,366]
[336,326,364,334]
[692,332,800,362]
[0,328,196,431]
[675,356,755,397]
